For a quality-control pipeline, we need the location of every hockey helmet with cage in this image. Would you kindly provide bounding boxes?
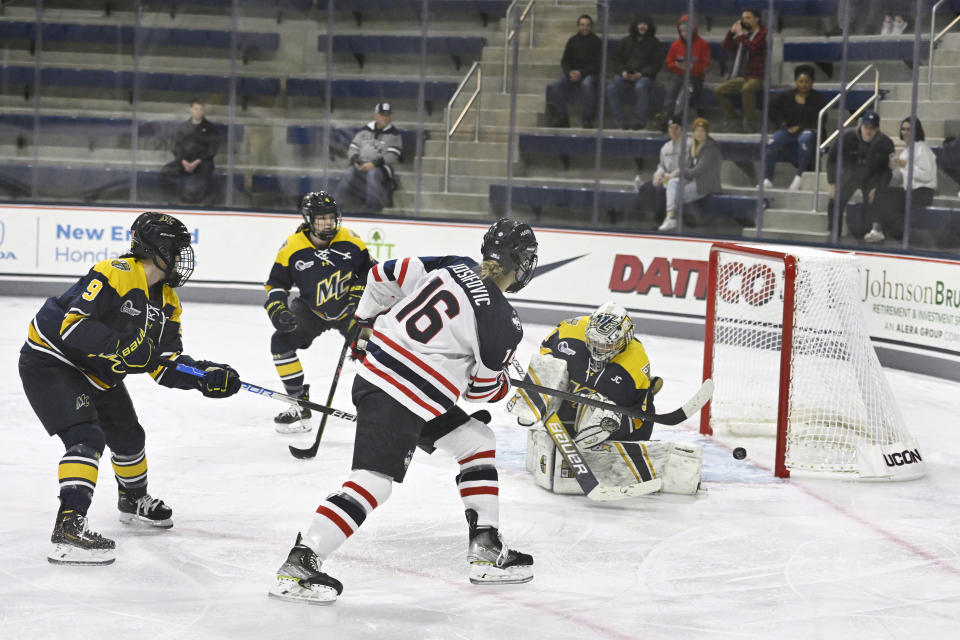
[481,218,538,293]
[585,301,635,372]
[128,212,195,288]
[300,191,341,242]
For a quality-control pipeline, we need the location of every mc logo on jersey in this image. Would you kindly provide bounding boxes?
[316,270,353,307]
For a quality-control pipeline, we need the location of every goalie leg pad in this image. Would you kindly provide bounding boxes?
[661,443,703,495]
[506,353,568,426]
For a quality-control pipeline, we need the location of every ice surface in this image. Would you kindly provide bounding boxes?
[2,297,959,639]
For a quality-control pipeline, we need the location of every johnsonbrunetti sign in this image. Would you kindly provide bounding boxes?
[0,206,958,357]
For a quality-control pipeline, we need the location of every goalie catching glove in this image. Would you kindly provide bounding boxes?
[195,361,242,398]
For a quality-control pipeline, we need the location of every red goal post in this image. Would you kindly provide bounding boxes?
[700,242,924,481]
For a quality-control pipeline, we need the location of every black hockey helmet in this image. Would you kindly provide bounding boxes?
[128,212,195,288]
[481,218,538,293]
[300,191,341,242]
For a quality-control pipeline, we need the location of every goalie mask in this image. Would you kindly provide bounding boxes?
[128,212,195,288]
[300,191,341,242]
[585,302,634,373]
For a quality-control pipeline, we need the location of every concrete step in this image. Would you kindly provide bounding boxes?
[392,190,490,212]
[422,139,507,160]
[740,226,830,242]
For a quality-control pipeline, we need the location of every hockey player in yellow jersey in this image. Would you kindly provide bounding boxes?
[510,302,703,497]
[264,192,374,433]
[19,212,242,566]
[538,301,658,443]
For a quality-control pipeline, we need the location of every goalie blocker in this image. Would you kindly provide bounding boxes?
[509,353,702,496]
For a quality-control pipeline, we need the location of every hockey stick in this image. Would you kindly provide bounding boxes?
[541,412,662,501]
[159,360,357,423]
[510,377,714,426]
[288,331,354,460]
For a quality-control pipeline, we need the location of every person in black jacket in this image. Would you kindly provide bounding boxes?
[762,65,828,191]
[826,111,894,240]
[160,100,221,205]
[606,15,662,130]
[545,15,602,128]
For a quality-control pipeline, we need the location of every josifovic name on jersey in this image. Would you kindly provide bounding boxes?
[449,263,491,306]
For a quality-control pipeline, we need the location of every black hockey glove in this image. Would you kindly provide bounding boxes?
[196,362,242,398]
[113,329,160,374]
[350,317,375,361]
[265,297,298,334]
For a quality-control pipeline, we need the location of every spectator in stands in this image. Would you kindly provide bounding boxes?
[658,117,721,232]
[878,2,911,35]
[635,119,684,224]
[335,103,402,212]
[762,65,828,192]
[825,110,894,241]
[161,100,221,205]
[869,117,937,242]
[656,14,710,129]
[545,14,602,128]
[715,8,766,133]
[606,15,662,130]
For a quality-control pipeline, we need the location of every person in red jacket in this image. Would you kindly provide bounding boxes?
[659,15,711,126]
[714,8,766,133]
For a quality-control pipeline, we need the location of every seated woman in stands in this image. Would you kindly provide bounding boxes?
[762,65,827,192]
[870,117,938,243]
[657,117,721,232]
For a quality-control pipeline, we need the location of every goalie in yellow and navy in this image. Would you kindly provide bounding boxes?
[264,191,374,433]
[508,302,703,496]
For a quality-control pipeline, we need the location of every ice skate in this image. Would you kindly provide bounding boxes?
[118,492,173,528]
[48,509,116,566]
[465,509,533,585]
[274,384,312,434]
[268,533,342,605]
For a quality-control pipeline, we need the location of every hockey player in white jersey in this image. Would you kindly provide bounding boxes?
[268,218,539,605]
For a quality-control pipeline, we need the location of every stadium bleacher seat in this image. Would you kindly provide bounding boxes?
[519,133,764,166]
[488,183,763,230]
[0,66,278,108]
[317,35,486,70]
[0,21,279,64]
[0,114,243,151]
[316,1,511,27]
[0,163,243,202]
[286,125,421,160]
[846,202,960,247]
[286,78,457,114]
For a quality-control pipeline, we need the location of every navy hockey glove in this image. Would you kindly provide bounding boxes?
[350,317,375,361]
[265,297,298,333]
[196,361,242,398]
[114,329,160,374]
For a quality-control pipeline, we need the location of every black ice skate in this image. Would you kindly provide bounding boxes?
[48,509,116,566]
[268,533,343,605]
[118,492,174,528]
[465,509,534,585]
[274,384,312,434]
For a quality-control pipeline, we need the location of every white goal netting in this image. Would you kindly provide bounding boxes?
[706,246,923,479]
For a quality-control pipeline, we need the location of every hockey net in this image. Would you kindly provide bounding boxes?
[700,243,924,480]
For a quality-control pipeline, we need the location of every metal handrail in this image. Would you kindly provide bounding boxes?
[502,0,536,92]
[444,61,482,192]
[928,0,960,95]
[811,64,880,209]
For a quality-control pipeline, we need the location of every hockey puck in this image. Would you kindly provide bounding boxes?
[732,447,747,460]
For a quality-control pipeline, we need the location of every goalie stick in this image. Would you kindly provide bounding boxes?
[510,377,714,427]
[541,411,662,501]
[160,360,357,423]
[288,330,354,460]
